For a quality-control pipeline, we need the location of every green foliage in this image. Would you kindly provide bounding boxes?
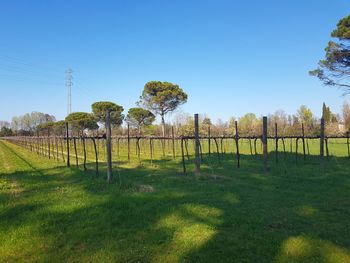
[343,102,350,131]
[91,101,124,126]
[178,115,195,136]
[322,103,337,124]
[297,105,313,126]
[202,117,212,127]
[138,124,158,136]
[11,112,56,131]
[65,112,98,134]
[36,121,55,135]
[227,117,236,135]
[126,107,155,132]
[52,120,66,136]
[310,14,350,92]
[139,81,187,134]
[0,127,13,137]
[140,81,187,116]
[331,15,350,39]
[268,110,288,135]
[238,113,261,135]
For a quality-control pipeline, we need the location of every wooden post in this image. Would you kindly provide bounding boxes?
[117,138,120,158]
[184,139,190,161]
[60,137,65,162]
[55,136,59,160]
[66,122,70,167]
[208,126,211,156]
[82,137,87,171]
[149,138,153,164]
[161,138,165,158]
[275,123,278,163]
[220,137,224,159]
[136,138,141,162]
[181,138,186,174]
[320,118,325,164]
[262,116,268,172]
[282,138,286,153]
[347,132,350,158]
[172,126,175,159]
[73,137,78,167]
[295,138,299,163]
[127,123,130,162]
[106,110,113,183]
[92,137,98,176]
[254,138,258,155]
[213,138,220,163]
[194,114,200,175]
[249,139,253,155]
[302,123,306,160]
[235,121,240,168]
[48,129,51,159]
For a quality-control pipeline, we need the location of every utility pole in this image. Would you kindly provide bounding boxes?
[66,68,73,116]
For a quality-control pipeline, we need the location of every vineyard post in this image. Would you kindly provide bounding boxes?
[295,138,299,163]
[262,116,268,172]
[136,138,141,162]
[106,110,113,183]
[149,138,153,164]
[66,122,70,167]
[208,125,211,156]
[55,136,59,160]
[275,123,278,163]
[92,137,98,176]
[48,129,51,159]
[181,138,186,174]
[73,137,78,167]
[172,126,175,159]
[194,114,200,175]
[302,123,306,160]
[82,137,87,171]
[127,123,130,162]
[60,137,65,162]
[347,131,350,158]
[320,118,325,164]
[235,121,240,168]
[117,138,120,158]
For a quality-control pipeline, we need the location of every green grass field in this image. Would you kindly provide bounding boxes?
[1,139,350,262]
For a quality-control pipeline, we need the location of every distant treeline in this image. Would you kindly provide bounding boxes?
[2,102,350,138]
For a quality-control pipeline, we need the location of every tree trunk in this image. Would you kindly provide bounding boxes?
[161,114,165,137]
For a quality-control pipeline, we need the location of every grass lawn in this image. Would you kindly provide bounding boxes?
[0,139,350,262]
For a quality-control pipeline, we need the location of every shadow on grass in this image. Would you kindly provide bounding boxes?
[1,150,350,262]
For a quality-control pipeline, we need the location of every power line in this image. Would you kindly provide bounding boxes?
[66,68,73,116]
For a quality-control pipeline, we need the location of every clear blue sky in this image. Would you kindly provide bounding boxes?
[1,0,350,123]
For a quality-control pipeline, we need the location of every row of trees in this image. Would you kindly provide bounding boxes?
[2,103,350,138]
[10,112,56,134]
[2,83,350,137]
[171,103,350,137]
[3,103,350,138]
[0,81,187,137]
[34,81,188,137]
[63,81,187,136]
